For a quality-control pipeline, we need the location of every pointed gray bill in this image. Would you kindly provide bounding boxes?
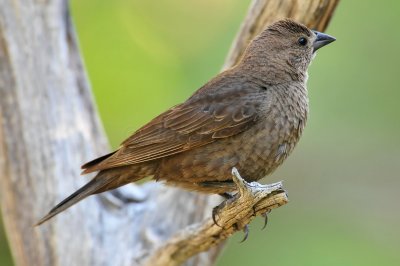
[312,30,336,52]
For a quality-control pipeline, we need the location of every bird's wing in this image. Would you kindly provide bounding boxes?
[81,92,259,173]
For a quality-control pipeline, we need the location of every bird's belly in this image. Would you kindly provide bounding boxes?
[233,121,297,181]
[156,120,299,187]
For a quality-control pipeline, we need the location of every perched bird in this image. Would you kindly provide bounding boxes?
[36,19,335,225]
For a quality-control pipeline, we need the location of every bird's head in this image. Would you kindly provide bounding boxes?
[240,19,335,82]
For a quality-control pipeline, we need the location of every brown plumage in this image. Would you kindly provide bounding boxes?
[36,19,335,225]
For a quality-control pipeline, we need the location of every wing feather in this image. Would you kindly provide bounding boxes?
[82,84,263,173]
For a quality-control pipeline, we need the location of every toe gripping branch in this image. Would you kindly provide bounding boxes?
[145,167,289,266]
[212,168,287,234]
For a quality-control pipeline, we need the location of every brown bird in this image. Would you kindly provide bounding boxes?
[36,19,335,225]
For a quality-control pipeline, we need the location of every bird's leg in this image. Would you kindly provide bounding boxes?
[219,192,234,199]
[201,178,252,241]
[212,168,286,242]
[219,191,250,241]
[211,190,236,227]
[212,194,250,241]
[198,180,236,226]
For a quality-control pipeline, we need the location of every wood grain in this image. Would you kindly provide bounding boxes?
[145,169,288,266]
[0,0,339,265]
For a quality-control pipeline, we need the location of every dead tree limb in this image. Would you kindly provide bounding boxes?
[145,168,288,266]
[0,0,339,266]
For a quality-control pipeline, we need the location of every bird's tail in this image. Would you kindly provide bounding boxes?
[35,162,156,226]
[35,173,115,226]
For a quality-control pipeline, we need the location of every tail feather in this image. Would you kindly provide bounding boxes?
[36,162,157,226]
[35,176,113,226]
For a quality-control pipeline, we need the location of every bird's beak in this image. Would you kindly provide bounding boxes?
[312,30,336,52]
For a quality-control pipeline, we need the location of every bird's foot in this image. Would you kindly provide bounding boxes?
[210,167,287,240]
[214,197,251,242]
[212,193,236,227]
[219,192,235,199]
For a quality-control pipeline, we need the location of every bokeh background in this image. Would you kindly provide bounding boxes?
[1,0,400,265]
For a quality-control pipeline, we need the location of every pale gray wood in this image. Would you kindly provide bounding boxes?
[0,0,220,265]
[0,0,339,265]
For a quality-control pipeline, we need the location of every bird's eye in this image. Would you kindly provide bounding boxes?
[298,37,307,46]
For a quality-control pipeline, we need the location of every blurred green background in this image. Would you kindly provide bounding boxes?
[1,0,400,265]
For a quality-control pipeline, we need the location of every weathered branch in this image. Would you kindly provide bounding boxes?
[145,168,288,266]
[0,0,339,266]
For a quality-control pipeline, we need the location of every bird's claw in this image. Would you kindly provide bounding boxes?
[261,209,271,230]
[212,192,236,227]
[212,206,222,227]
[240,224,250,243]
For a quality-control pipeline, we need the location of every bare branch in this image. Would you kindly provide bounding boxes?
[145,168,288,266]
[0,1,339,266]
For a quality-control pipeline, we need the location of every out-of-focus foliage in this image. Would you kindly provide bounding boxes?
[1,1,399,265]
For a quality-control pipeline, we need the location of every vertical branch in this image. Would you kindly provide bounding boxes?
[0,0,109,265]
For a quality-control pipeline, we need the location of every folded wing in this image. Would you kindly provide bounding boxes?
[82,87,260,174]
